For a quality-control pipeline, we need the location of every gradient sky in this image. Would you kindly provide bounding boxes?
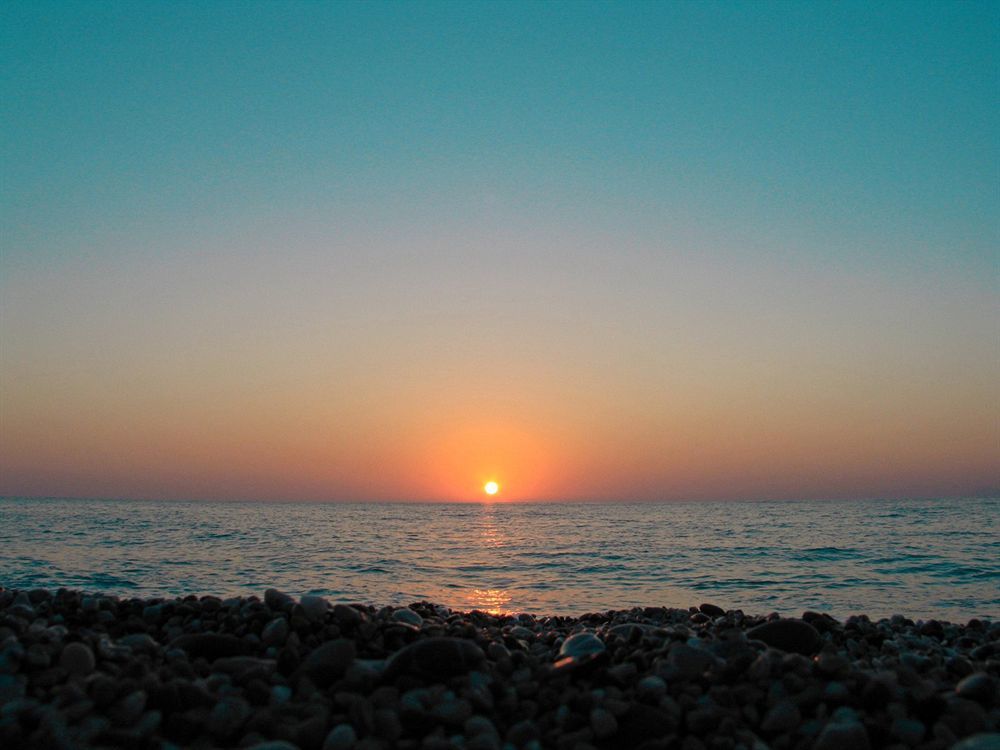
[1,0,997,502]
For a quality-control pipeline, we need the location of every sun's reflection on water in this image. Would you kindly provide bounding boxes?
[467,587,513,615]
[462,504,513,613]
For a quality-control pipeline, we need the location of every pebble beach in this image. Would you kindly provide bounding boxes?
[1,588,997,750]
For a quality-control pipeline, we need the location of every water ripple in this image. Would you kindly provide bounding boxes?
[0,497,996,620]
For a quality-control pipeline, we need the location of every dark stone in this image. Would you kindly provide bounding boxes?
[747,619,823,655]
[169,633,250,659]
[615,704,675,746]
[699,603,725,618]
[385,637,486,680]
[956,673,998,704]
[299,639,356,688]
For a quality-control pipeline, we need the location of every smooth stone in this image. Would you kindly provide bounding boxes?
[211,656,275,677]
[118,633,159,653]
[323,722,357,750]
[509,625,534,640]
[699,603,726,618]
[616,704,675,745]
[952,735,1000,750]
[636,675,667,702]
[299,594,330,622]
[0,674,26,703]
[247,742,302,750]
[761,701,801,733]
[590,707,618,739]
[385,637,487,680]
[665,643,716,679]
[207,696,251,739]
[390,608,423,627]
[262,617,289,647]
[814,720,871,750]
[59,642,95,676]
[333,603,363,627]
[957,673,997,704]
[558,632,606,659]
[747,619,823,655]
[299,639,356,687]
[169,633,250,659]
[891,717,926,746]
[465,715,499,738]
[264,589,294,611]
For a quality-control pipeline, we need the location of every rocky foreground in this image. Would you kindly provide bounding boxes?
[0,589,997,750]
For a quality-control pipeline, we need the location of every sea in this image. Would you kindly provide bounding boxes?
[1,497,997,622]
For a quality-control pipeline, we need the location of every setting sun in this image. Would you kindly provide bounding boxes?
[484,481,499,496]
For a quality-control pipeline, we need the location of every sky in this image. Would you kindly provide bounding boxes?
[1,0,997,502]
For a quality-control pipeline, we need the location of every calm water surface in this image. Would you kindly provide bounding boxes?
[1,497,996,621]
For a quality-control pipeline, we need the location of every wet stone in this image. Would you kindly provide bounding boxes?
[699,603,726,618]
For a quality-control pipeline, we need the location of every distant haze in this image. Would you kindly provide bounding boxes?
[1,1,997,502]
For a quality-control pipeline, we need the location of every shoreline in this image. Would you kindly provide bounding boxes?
[1,588,997,749]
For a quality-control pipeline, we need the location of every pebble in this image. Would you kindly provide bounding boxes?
[261,616,289,647]
[333,603,363,627]
[386,637,486,679]
[323,722,357,750]
[299,594,330,622]
[952,735,1000,750]
[264,588,295,611]
[636,675,667,702]
[957,673,998,703]
[299,638,356,687]
[761,700,801,732]
[170,632,250,658]
[814,718,871,750]
[747,618,823,655]
[2,587,997,750]
[590,707,618,738]
[59,642,95,676]
[665,643,716,679]
[391,607,423,627]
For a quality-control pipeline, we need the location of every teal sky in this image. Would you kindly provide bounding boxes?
[1,1,997,502]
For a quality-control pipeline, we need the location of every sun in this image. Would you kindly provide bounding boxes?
[484,481,499,496]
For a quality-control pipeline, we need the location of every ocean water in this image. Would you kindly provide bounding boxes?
[0,497,996,621]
